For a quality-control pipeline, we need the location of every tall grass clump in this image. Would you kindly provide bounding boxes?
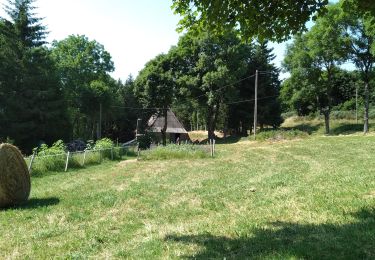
[255,129,308,141]
[31,140,67,175]
[142,144,209,160]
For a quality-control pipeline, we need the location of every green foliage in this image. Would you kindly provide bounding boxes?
[0,0,70,152]
[137,133,153,150]
[255,129,308,141]
[94,138,114,150]
[142,144,208,160]
[171,0,329,41]
[36,140,66,156]
[51,35,115,140]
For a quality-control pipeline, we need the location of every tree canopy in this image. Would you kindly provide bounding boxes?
[171,0,375,41]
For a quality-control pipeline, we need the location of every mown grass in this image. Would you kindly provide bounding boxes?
[1,135,374,259]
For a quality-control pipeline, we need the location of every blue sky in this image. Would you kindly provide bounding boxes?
[0,0,297,81]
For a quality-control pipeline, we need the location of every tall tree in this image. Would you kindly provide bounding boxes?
[283,5,348,134]
[134,54,176,145]
[341,1,375,133]
[227,42,282,135]
[0,0,70,151]
[173,31,248,139]
[51,35,115,140]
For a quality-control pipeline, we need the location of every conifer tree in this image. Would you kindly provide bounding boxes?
[0,0,70,151]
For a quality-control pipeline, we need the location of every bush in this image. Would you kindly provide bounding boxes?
[142,144,209,160]
[35,140,66,156]
[138,133,153,149]
[281,111,297,119]
[94,138,114,150]
[255,129,308,141]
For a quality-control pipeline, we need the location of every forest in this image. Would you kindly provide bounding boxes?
[0,0,374,152]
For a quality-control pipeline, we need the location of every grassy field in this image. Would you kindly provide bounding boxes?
[1,132,375,258]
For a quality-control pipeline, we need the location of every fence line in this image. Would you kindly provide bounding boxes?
[24,140,215,175]
[24,145,137,175]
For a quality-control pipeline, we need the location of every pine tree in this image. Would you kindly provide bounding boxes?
[254,42,283,129]
[0,0,70,152]
[227,41,282,135]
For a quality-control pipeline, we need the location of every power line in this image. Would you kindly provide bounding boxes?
[193,73,257,99]
[110,72,261,111]
[226,94,279,105]
[111,105,159,110]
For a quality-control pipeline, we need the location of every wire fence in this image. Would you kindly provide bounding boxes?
[24,145,138,176]
[23,138,216,176]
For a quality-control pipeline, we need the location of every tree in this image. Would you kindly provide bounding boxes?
[227,42,282,135]
[283,5,348,134]
[110,75,142,141]
[171,0,375,41]
[51,35,115,139]
[134,54,176,145]
[171,0,329,42]
[341,1,375,133]
[0,0,70,151]
[342,0,375,16]
[172,31,249,139]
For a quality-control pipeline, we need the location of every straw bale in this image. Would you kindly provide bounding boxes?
[0,143,30,208]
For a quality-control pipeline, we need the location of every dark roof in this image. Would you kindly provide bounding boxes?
[147,110,188,134]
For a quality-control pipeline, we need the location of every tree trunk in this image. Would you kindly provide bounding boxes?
[241,121,248,136]
[364,82,369,134]
[323,111,330,135]
[162,108,168,146]
[207,106,215,140]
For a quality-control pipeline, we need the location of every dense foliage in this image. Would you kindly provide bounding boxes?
[2,0,375,152]
[281,1,375,134]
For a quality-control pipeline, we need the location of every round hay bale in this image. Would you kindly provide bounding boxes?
[0,143,30,208]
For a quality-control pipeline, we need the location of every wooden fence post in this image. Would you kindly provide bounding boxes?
[213,139,216,156]
[65,151,70,172]
[28,151,37,174]
[82,150,86,166]
[210,139,214,157]
[111,147,114,160]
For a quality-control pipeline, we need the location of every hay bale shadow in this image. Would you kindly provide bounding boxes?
[1,197,60,210]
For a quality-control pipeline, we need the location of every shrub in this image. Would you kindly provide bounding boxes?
[94,138,114,150]
[138,133,153,149]
[35,140,66,156]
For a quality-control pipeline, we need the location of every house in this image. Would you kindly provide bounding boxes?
[147,110,189,143]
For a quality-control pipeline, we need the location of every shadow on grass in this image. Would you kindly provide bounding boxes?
[282,123,322,135]
[165,207,375,259]
[2,197,60,211]
[214,136,245,144]
[330,124,363,135]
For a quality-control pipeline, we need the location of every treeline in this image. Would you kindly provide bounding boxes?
[0,0,140,152]
[134,31,282,144]
[280,0,375,134]
[0,0,283,151]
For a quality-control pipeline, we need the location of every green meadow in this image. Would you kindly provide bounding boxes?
[1,127,374,259]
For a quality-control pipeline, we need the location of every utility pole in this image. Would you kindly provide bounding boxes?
[355,86,358,124]
[253,70,258,140]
